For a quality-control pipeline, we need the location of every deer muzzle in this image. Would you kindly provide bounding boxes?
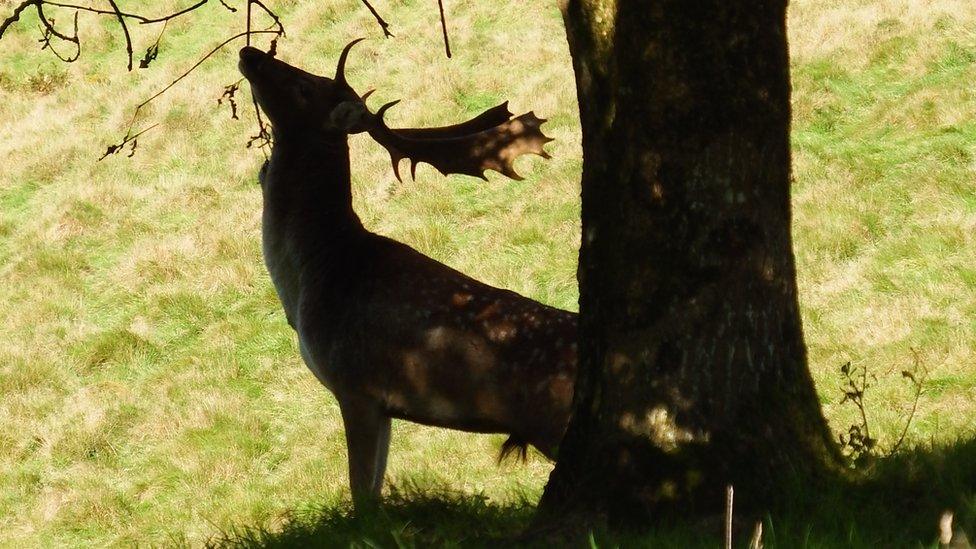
[238,46,269,79]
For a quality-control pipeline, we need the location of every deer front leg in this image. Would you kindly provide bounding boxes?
[372,416,391,495]
[338,395,391,507]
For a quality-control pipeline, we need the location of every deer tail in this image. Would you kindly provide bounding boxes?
[498,436,529,464]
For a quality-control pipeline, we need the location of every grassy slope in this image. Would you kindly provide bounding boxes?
[0,0,973,546]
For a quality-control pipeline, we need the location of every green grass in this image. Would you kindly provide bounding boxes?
[208,442,976,547]
[1,0,975,546]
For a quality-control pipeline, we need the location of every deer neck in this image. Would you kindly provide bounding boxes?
[264,133,358,209]
[260,133,368,323]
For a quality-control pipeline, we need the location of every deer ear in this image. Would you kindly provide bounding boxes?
[329,101,370,133]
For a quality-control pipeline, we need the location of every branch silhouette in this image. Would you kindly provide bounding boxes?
[1,0,455,158]
[1,0,216,67]
[35,3,79,62]
[105,0,133,70]
[100,28,281,161]
[360,0,393,38]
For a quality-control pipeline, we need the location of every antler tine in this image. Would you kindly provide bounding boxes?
[376,99,401,119]
[335,37,366,86]
[372,100,409,181]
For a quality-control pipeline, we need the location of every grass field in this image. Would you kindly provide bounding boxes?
[0,0,974,546]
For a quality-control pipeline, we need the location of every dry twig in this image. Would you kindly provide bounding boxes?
[1,0,454,157]
[1,0,215,66]
[100,29,281,160]
[437,0,450,57]
[360,0,392,38]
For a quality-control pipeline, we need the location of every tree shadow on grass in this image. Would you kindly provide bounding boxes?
[206,482,538,548]
[209,439,976,548]
[747,437,976,548]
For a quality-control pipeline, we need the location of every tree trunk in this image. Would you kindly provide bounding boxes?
[538,0,842,526]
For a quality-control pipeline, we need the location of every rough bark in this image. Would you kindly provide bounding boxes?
[537,0,842,527]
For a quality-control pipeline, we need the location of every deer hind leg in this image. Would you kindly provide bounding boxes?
[338,395,391,506]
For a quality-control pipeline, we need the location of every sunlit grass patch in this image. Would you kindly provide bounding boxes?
[790,1,976,444]
[0,0,974,545]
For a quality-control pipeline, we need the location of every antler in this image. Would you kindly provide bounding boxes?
[335,37,366,87]
[365,101,554,181]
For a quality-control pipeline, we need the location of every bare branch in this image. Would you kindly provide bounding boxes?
[0,0,38,41]
[102,29,280,159]
[437,0,450,58]
[40,0,207,25]
[99,123,156,160]
[3,0,216,68]
[360,0,393,38]
[246,95,272,152]
[132,29,279,127]
[1,0,286,158]
[139,20,167,68]
[104,0,133,70]
[245,83,272,156]
[143,0,209,23]
[218,79,242,120]
[35,2,80,61]
[248,0,284,37]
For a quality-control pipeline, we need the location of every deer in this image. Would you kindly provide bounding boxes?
[238,39,578,507]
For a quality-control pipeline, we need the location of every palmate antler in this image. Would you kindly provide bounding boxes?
[364,100,554,181]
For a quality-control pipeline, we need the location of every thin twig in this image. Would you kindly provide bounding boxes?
[101,29,279,159]
[247,94,272,154]
[36,2,73,41]
[105,0,133,70]
[42,0,208,24]
[130,29,279,130]
[437,0,450,58]
[217,78,242,119]
[98,123,157,160]
[248,0,283,37]
[36,2,80,61]
[1,0,286,158]
[360,0,392,38]
[1,0,37,41]
[139,19,167,68]
[132,0,208,24]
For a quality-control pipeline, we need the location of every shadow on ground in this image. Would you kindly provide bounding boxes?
[209,439,976,548]
[205,482,538,548]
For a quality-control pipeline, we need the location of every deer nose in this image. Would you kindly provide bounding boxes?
[239,46,268,78]
[239,46,266,63]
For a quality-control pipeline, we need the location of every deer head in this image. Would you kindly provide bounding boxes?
[238,39,554,180]
[239,39,371,138]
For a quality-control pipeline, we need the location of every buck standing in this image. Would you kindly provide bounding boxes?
[238,40,578,507]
